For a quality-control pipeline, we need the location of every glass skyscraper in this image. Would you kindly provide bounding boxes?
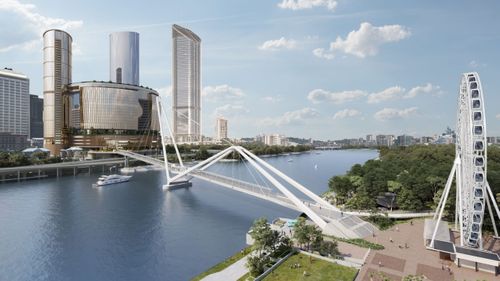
[172,24,201,143]
[43,29,72,155]
[109,32,139,85]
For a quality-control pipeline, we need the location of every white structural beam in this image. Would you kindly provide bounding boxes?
[167,146,235,185]
[234,146,328,229]
[430,162,456,248]
[239,146,340,211]
[156,98,171,182]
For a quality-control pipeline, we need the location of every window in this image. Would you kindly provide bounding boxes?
[116,68,122,83]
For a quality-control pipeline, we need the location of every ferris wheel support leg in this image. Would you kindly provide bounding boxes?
[456,160,464,246]
[434,161,457,220]
[485,182,500,236]
[430,163,457,248]
[486,193,498,237]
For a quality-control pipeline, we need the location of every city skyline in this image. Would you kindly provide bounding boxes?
[1,0,500,140]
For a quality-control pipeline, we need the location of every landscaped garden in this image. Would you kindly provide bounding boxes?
[262,253,358,281]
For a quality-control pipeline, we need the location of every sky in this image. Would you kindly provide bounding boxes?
[1,0,499,140]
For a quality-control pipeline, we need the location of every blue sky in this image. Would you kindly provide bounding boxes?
[1,0,499,140]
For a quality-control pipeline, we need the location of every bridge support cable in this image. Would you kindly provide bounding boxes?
[234,146,328,229]
[167,146,235,187]
[239,146,339,212]
[156,97,172,182]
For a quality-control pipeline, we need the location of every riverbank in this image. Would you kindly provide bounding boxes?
[191,246,252,281]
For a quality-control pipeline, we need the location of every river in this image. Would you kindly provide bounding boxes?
[0,149,377,281]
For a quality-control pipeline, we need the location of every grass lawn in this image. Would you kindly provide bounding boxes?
[191,246,252,281]
[262,253,358,281]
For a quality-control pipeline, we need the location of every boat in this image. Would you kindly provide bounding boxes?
[314,164,318,169]
[96,174,132,186]
[287,158,293,162]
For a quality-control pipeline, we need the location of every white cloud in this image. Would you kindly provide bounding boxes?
[202,85,245,102]
[261,96,283,103]
[157,86,172,98]
[278,0,337,11]
[404,83,442,98]
[258,37,297,51]
[333,109,361,120]
[0,0,83,53]
[314,22,410,59]
[213,104,249,118]
[496,114,500,120]
[469,60,486,68]
[374,107,418,121]
[262,107,320,126]
[307,89,367,104]
[367,86,405,104]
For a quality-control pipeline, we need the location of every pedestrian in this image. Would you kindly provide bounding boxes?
[396,226,399,232]
[410,221,413,226]
[441,265,444,270]
[341,211,344,217]
[378,261,382,267]
[389,237,393,243]
[405,243,408,248]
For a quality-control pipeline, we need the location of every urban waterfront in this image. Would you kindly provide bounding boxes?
[0,149,377,281]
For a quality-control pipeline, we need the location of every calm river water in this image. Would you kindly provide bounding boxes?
[0,149,377,281]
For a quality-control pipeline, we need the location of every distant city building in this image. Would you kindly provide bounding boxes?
[434,134,454,145]
[30,94,43,138]
[216,117,228,141]
[396,135,415,146]
[172,24,201,143]
[109,32,139,85]
[257,134,287,146]
[0,68,30,151]
[487,136,500,145]
[43,29,72,155]
[376,134,394,146]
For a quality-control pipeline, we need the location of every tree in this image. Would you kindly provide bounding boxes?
[315,240,340,258]
[249,217,274,255]
[246,255,269,277]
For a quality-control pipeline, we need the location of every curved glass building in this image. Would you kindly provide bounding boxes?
[43,29,72,155]
[62,82,159,150]
[109,32,139,85]
[172,24,201,143]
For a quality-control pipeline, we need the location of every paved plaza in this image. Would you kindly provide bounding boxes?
[356,219,498,281]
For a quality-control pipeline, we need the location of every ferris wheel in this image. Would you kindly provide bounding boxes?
[431,72,500,249]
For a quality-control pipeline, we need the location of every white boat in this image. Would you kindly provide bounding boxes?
[96,174,132,186]
[287,158,293,162]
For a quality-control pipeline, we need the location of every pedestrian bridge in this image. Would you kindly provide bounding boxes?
[109,146,378,239]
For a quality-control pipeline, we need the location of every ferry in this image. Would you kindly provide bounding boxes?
[96,174,132,186]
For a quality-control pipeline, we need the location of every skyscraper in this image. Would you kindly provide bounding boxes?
[43,29,72,155]
[30,94,43,138]
[0,68,30,151]
[109,32,139,85]
[172,24,201,143]
[216,117,228,140]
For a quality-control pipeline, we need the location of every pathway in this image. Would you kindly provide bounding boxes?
[201,255,249,281]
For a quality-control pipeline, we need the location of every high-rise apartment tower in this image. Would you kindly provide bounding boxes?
[43,29,72,155]
[172,24,201,143]
[109,32,139,85]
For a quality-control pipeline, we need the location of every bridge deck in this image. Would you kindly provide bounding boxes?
[112,150,378,238]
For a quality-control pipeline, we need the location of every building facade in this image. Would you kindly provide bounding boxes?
[43,29,72,155]
[0,68,30,151]
[172,24,201,143]
[30,94,43,138]
[216,117,228,140]
[109,32,139,85]
[62,81,159,150]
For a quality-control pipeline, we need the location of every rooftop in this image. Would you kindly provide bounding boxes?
[0,68,28,80]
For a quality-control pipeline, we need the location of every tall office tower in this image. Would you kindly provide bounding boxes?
[109,32,139,85]
[30,94,43,138]
[0,68,30,151]
[216,117,228,140]
[43,29,72,155]
[172,24,201,143]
